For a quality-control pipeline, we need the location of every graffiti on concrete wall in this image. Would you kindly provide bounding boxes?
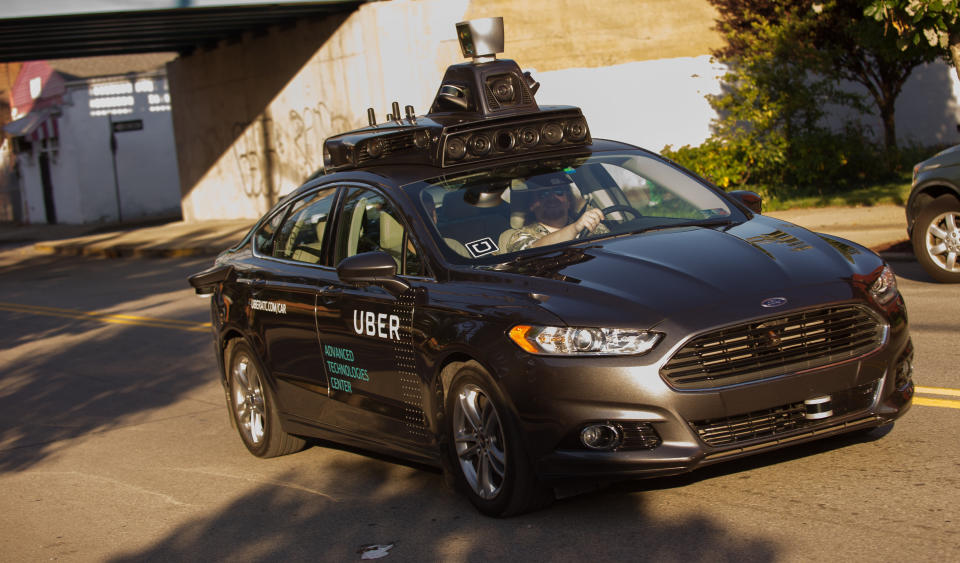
[287,101,353,180]
[225,102,355,209]
[232,117,272,200]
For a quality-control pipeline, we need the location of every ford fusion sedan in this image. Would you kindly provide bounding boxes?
[189,18,913,516]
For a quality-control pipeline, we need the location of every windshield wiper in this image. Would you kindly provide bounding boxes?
[670,218,738,230]
[491,247,590,272]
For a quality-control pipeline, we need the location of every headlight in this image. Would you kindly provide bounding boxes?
[869,265,898,305]
[508,325,663,356]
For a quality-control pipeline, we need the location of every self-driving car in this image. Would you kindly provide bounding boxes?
[190,18,913,516]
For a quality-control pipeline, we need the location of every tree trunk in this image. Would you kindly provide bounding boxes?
[879,97,897,153]
[951,31,960,87]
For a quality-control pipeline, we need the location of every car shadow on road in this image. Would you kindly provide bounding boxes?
[889,259,937,283]
[613,423,894,495]
[106,459,780,562]
[0,254,218,474]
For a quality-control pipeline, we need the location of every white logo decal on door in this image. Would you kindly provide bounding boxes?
[353,310,400,341]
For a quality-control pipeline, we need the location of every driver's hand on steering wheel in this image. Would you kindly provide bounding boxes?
[573,208,605,234]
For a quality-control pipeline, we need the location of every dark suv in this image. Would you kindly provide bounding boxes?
[907,144,960,282]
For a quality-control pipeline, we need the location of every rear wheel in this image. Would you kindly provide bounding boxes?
[912,195,960,283]
[446,361,550,516]
[225,339,305,458]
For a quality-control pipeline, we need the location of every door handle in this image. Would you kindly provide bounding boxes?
[319,285,341,306]
[237,277,265,288]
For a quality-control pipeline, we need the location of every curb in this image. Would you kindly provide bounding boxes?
[34,243,227,258]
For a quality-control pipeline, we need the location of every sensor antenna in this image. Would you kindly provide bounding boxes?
[391,101,401,122]
[367,108,377,126]
[405,105,415,122]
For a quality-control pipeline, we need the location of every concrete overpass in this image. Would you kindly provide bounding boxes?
[0,1,362,61]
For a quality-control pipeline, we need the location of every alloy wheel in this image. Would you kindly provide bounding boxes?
[453,383,507,500]
[231,354,266,445]
[924,210,960,273]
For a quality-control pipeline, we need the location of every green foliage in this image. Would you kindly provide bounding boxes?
[760,176,913,210]
[864,0,958,51]
[666,0,945,201]
[864,0,960,81]
[662,125,882,197]
[663,140,934,210]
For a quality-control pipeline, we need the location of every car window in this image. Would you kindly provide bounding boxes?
[404,150,744,262]
[271,187,337,264]
[253,206,286,256]
[333,187,424,276]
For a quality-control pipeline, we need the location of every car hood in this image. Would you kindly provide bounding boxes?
[924,143,960,166]
[487,215,883,330]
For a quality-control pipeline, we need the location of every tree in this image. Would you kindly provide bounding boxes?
[707,3,853,186]
[663,2,879,190]
[864,0,960,83]
[709,0,940,153]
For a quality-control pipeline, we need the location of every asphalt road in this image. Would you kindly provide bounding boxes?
[0,247,957,562]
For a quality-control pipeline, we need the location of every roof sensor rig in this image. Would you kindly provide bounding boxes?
[322,17,591,172]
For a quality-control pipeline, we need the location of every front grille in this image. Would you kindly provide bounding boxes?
[661,305,885,390]
[692,381,879,447]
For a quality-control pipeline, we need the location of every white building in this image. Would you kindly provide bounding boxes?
[4,57,182,224]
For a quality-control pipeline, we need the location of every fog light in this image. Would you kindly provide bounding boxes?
[580,423,622,450]
[895,340,914,390]
[895,356,913,390]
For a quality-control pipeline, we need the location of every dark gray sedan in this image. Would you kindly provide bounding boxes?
[190,17,914,517]
[907,144,960,282]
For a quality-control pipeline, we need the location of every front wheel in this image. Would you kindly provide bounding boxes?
[225,339,305,458]
[912,195,960,283]
[446,361,550,516]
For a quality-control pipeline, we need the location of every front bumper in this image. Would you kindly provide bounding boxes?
[500,308,913,482]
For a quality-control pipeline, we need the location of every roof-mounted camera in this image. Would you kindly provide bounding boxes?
[456,17,504,63]
[431,17,540,117]
[322,17,590,172]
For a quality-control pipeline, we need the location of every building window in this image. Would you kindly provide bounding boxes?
[29,77,42,99]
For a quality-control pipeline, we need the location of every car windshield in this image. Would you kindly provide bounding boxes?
[405,150,746,262]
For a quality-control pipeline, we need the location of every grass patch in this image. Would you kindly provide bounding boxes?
[753,174,913,211]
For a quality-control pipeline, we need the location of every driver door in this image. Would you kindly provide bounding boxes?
[316,186,432,450]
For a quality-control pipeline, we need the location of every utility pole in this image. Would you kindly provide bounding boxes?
[108,113,122,223]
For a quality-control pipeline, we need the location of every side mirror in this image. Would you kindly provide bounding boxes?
[729,190,762,214]
[188,264,232,297]
[337,251,410,296]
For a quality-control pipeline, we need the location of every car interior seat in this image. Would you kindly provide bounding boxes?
[379,210,404,267]
[346,197,368,257]
[437,190,509,249]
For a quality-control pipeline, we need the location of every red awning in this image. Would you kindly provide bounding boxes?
[3,108,59,141]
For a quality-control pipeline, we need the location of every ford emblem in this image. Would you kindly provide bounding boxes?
[761,297,788,308]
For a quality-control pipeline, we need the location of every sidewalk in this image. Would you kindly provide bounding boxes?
[767,204,911,259]
[0,218,254,258]
[0,204,912,261]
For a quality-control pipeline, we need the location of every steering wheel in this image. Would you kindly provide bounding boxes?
[574,205,643,239]
[597,205,642,223]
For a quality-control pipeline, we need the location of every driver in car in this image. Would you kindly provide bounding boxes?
[503,179,607,253]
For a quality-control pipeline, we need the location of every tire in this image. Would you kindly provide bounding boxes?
[445,361,551,517]
[224,339,306,458]
[911,194,960,283]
